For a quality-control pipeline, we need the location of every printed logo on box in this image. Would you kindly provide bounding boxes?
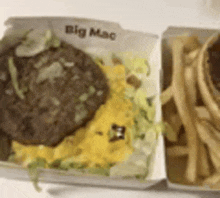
[65,25,116,40]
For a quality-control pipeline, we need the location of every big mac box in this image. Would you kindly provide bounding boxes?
[0,17,165,192]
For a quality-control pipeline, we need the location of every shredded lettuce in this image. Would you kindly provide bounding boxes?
[108,59,163,179]
[121,53,151,77]
[60,160,86,171]
[86,167,110,176]
[49,157,111,176]
[7,154,16,162]
[8,57,25,100]
[16,30,60,57]
[109,94,161,179]
[27,157,47,192]
[110,121,163,179]
[132,58,150,75]
[0,29,31,55]
[50,34,61,48]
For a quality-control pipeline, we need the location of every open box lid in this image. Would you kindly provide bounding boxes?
[0,17,166,189]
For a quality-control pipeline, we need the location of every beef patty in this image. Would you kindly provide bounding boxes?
[0,41,109,147]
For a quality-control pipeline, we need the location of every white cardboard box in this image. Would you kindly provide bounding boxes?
[0,17,166,190]
[162,26,220,192]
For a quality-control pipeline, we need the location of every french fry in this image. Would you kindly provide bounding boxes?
[169,113,182,138]
[197,33,220,130]
[198,141,211,177]
[184,65,197,105]
[208,181,220,190]
[167,146,188,157]
[196,120,220,159]
[160,86,172,105]
[184,54,211,178]
[184,48,200,65]
[172,37,199,183]
[209,149,220,172]
[203,119,220,140]
[203,172,220,188]
[181,35,201,53]
[198,119,220,177]
[163,98,182,142]
[164,112,182,142]
[195,106,211,120]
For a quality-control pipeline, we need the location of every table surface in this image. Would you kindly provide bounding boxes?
[1,0,220,197]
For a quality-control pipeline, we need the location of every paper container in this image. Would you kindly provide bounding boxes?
[162,26,220,191]
[0,17,166,190]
